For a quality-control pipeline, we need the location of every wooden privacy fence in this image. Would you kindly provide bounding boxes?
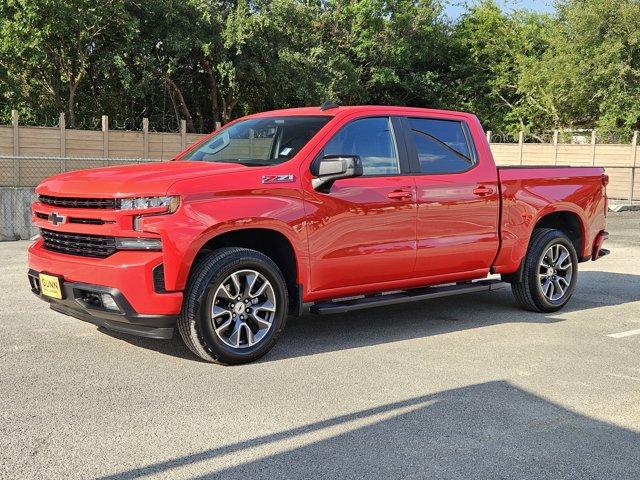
[0,111,206,161]
[488,130,639,201]
[0,111,638,200]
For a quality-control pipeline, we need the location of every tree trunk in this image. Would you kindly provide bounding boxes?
[168,86,181,130]
[221,95,238,125]
[45,47,64,119]
[67,93,76,129]
[202,59,221,126]
[165,76,196,133]
[51,71,63,117]
[67,70,84,129]
[194,106,204,133]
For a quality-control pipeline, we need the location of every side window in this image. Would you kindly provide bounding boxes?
[324,117,400,175]
[408,118,475,174]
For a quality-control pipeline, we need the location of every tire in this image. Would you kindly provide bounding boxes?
[177,247,289,364]
[511,228,579,313]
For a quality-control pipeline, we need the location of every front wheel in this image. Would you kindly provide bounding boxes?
[511,228,578,312]
[177,247,289,364]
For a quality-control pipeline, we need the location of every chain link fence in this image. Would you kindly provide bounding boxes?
[489,130,636,145]
[0,156,158,188]
[2,145,638,240]
[2,112,193,134]
[0,156,157,240]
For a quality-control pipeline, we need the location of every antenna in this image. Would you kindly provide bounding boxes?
[320,101,339,111]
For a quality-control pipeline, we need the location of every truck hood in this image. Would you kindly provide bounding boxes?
[36,161,247,197]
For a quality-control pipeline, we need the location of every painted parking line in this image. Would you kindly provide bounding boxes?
[607,328,640,339]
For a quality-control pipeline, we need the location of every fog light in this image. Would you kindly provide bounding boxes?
[101,294,119,311]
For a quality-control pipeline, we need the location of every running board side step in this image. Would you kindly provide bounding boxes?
[310,279,506,315]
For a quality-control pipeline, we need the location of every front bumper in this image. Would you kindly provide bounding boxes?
[28,269,177,339]
[28,238,183,339]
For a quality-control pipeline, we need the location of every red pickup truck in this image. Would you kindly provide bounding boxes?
[28,105,609,364]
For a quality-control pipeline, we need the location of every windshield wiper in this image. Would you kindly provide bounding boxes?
[190,157,278,167]
[238,161,275,167]
[228,158,279,167]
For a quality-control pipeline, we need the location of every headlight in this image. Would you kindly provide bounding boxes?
[115,237,162,251]
[116,196,180,213]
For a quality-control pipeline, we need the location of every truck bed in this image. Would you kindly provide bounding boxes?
[492,165,607,275]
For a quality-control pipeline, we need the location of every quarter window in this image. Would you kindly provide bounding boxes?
[408,118,475,174]
[323,117,400,175]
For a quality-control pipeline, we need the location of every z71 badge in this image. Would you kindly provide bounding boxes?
[261,174,295,184]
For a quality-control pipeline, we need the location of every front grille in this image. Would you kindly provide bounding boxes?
[41,229,117,258]
[68,217,106,225]
[39,195,116,209]
[35,212,105,225]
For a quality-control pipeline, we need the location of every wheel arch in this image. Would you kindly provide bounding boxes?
[186,226,302,315]
[532,210,585,259]
[502,208,586,284]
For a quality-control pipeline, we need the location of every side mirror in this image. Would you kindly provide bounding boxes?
[311,155,363,191]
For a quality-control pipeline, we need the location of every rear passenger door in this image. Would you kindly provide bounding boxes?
[401,116,500,279]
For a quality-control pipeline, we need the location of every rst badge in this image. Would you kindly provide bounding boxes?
[261,174,295,184]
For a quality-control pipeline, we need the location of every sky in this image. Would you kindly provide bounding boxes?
[444,0,555,20]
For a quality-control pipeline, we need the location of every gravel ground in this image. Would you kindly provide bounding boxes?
[1,212,639,479]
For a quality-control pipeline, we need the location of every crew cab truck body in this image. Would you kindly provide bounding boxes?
[28,106,609,364]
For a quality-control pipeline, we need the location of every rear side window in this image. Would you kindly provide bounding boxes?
[323,117,400,175]
[408,118,475,174]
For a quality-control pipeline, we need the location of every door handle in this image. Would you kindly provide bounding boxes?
[472,185,495,196]
[387,189,413,200]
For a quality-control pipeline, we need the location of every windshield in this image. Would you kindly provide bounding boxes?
[182,115,331,166]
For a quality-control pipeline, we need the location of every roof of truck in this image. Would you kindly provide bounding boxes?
[248,105,474,119]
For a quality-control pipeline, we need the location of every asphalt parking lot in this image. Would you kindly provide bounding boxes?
[1,212,639,479]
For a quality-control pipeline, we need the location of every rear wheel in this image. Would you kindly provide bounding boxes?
[511,228,578,312]
[177,247,288,364]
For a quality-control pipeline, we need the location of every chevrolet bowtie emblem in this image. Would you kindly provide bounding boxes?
[48,212,66,226]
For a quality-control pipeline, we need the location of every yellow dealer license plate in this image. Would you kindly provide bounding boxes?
[39,273,63,300]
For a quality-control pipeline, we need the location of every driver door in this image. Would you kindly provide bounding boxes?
[303,116,417,293]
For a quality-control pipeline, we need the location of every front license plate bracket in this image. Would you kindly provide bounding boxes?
[39,273,64,300]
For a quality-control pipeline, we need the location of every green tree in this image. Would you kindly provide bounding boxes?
[0,0,136,127]
[123,0,223,132]
[121,0,326,132]
[519,0,640,131]
[452,0,552,133]
[219,0,325,119]
[319,0,451,107]
[2,0,638,135]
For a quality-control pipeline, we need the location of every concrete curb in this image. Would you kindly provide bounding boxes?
[609,204,640,212]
